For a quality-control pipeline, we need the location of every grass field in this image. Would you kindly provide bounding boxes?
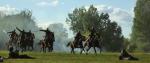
[0,51,150,63]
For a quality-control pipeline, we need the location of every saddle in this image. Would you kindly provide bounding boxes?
[74,39,83,47]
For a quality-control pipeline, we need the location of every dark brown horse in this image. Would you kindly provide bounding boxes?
[38,39,52,52]
[66,36,86,54]
[40,29,55,52]
[6,33,19,50]
[38,40,46,52]
[83,36,102,54]
[26,33,35,51]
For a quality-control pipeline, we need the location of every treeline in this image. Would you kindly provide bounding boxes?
[1,1,150,52]
[67,0,150,52]
[66,5,124,52]
[131,0,150,52]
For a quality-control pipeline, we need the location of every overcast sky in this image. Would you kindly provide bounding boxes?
[0,0,136,38]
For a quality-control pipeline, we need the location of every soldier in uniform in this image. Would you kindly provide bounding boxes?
[40,28,55,52]
[26,30,35,50]
[7,30,18,42]
[74,31,82,47]
[88,27,96,45]
[16,27,27,52]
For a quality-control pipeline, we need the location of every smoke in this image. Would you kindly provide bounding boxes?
[47,23,70,52]
[0,10,70,51]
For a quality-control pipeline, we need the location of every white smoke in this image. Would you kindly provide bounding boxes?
[0,10,70,51]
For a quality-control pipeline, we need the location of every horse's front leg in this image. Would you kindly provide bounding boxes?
[71,48,73,53]
[99,46,102,54]
[43,47,46,53]
[93,47,97,55]
[72,48,75,54]
[80,45,85,54]
[80,48,84,54]
[86,46,91,55]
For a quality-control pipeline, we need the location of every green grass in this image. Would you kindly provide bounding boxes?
[0,51,150,63]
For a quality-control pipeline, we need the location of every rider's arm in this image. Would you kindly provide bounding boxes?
[39,30,46,32]
[7,31,12,33]
[16,27,22,32]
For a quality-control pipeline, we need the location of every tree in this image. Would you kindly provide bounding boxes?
[131,0,150,52]
[66,5,124,51]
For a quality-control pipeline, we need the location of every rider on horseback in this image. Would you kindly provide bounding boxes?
[26,30,35,43]
[7,30,18,42]
[90,27,96,38]
[16,27,26,42]
[26,30,35,50]
[74,31,82,47]
[16,27,28,52]
[40,28,55,52]
[40,28,54,41]
[88,27,96,44]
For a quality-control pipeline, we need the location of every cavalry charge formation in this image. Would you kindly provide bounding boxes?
[6,27,99,54]
[7,27,55,53]
[4,27,139,61]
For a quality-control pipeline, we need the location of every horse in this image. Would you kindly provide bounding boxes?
[66,36,86,54]
[26,39,34,51]
[6,33,20,50]
[83,36,102,54]
[38,39,54,52]
[38,39,47,52]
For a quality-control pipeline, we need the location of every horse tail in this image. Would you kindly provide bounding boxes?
[66,42,71,47]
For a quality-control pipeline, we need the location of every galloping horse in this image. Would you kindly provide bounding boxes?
[83,36,102,54]
[67,36,86,54]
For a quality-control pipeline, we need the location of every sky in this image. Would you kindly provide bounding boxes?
[0,0,136,38]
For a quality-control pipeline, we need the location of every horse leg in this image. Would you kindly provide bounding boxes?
[50,42,54,52]
[80,48,83,54]
[99,46,102,54]
[24,45,26,51]
[42,46,45,52]
[80,46,85,54]
[72,48,75,54]
[32,45,34,51]
[71,48,73,54]
[44,47,46,53]
[86,47,91,55]
[93,47,97,55]
[40,47,42,52]
[27,46,29,51]
[48,47,51,52]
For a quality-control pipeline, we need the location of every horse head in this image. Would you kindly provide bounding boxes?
[66,41,72,47]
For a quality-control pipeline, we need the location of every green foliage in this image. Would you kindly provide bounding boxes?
[66,5,124,51]
[131,0,150,52]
